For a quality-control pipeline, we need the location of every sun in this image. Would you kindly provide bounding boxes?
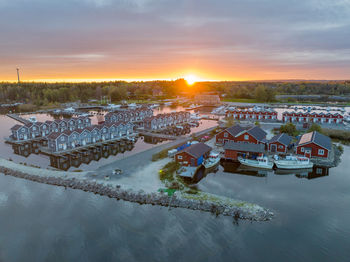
[184,74,199,85]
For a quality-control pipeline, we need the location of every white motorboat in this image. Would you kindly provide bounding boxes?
[203,152,220,169]
[107,104,121,110]
[274,155,313,169]
[190,113,201,120]
[238,156,274,170]
[63,107,75,113]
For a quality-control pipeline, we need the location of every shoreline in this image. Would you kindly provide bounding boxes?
[0,158,273,221]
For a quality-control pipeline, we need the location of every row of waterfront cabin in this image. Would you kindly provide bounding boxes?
[218,124,331,159]
[104,108,153,124]
[144,112,191,130]
[10,117,92,141]
[47,122,134,152]
[282,112,343,124]
[226,109,277,121]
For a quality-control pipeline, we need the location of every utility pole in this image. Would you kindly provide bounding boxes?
[16,68,20,83]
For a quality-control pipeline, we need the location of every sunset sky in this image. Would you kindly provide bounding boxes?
[1,0,350,82]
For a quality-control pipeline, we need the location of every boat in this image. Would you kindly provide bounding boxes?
[190,113,201,120]
[63,107,75,113]
[28,116,37,123]
[107,104,121,110]
[238,155,274,170]
[203,152,220,170]
[274,155,313,169]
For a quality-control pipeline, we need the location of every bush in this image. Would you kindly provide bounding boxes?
[280,123,298,136]
[337,144,344,153]
[308,123,322,133]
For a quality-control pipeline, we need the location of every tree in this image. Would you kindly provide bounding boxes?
[255,121,260,127]
[280,123,298,136]
[308,123,322,133]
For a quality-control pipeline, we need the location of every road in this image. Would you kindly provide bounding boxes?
[95,125,218,176]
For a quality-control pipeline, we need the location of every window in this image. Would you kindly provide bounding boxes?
[318,149,324,155]
[224,132,228,138]
[61,136,65,141]
[177,155,183,160]
[279,145,283,149]
[244,135,249,140]
[316,168,323,175]
[301,147,304,152]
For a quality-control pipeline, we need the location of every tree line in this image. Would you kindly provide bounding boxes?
[0,79,349,105]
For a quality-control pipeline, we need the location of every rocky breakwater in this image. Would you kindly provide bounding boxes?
[0,159,273,221]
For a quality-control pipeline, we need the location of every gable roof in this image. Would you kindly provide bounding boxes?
[176,142,212,159]
[246,126,267,141]
[269,133,292,146]
[225,124,246,136]
[48,132,68,140]
[224,141,265,153]
[11,124,23,131]
[297,131,332,150]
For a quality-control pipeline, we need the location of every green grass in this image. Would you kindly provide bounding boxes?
[152,148,172,161]
[322,128,350,145]
[159,161,180,182]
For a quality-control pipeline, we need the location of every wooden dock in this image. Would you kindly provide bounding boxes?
[40,135,137,156]
[136,129,178,140]
[6,113,30,124]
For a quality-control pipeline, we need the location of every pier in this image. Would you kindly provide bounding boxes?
[137,130,178,140]
[6,113,30,124]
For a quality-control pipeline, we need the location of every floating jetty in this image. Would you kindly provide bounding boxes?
[6,135,138,170]
[0,158,274,221]
[6,113,30,124]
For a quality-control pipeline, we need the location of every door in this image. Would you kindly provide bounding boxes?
[190,158,196,167]
[305,149,311,158]
[271,144,277,152]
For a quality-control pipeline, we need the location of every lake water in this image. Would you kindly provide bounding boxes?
[1,106,350,261]
[0,147,349,261]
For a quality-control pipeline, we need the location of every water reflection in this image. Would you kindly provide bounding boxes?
[221,159,330,180]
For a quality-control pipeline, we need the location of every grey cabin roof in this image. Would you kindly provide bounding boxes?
[11,124,23,131]
[269,133,292,146]
[224,141,265,153]
[225,124,246,136]
[298,131,332,150]
[246,126,267,141]
[176,142,212,159]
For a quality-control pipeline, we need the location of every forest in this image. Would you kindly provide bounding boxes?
[1,79,350,106]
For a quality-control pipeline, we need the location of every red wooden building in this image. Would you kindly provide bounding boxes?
[268,133,292,153]
[175,142,212,167]
[282,111,343,124]
[226,109,277,121]
[216,124,267,145]
[223,141,265,160]
[296,131,332,158]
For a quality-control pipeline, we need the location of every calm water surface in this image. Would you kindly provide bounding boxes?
[0,107,349,261]
[0,147,349,261]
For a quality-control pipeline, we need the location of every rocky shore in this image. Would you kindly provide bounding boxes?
[0,159,273,221]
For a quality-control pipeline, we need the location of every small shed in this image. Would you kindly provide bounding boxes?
[175,142,212,167]
[268,133,292,153]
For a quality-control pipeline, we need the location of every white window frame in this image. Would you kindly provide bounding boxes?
[244,135,249,140]
[318,149,324,155]
[177,155,183,160]
[224,132,228,138]
[301,147,305,152]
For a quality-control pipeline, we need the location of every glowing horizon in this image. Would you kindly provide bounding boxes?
[1,0,350,82]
